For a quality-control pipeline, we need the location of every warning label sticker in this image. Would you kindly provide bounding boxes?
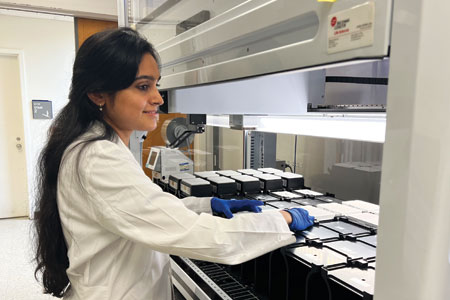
[328,2,375,54]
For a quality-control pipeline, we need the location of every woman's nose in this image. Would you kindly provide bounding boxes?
[150,90,164,106]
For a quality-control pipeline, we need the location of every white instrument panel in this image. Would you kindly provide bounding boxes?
[137,0,393,89]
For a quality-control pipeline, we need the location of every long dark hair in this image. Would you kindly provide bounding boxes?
[33,27,159,297]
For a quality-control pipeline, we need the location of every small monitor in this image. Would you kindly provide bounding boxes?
[146,148,160,170]
[149,151,158,165]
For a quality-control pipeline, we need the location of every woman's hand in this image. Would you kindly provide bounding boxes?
[211,197,264,219]
[281,208,315,231]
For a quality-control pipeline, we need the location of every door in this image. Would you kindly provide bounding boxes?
[0,53,29,218]
[75,18,118,48]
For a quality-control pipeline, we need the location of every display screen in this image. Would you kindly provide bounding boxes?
[149,151,158,166]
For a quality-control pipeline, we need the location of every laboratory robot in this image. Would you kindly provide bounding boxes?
[146,114,206,188]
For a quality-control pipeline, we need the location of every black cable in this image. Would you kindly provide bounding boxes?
[324,272,333,300]
[169,130,196,148]
[285,164,293,172]
[305,270,312,300]
[305,270,332,300]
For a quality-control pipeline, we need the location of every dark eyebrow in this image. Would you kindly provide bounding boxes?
[134,75,161,81]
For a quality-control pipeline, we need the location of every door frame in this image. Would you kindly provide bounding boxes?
[0,48,32,217]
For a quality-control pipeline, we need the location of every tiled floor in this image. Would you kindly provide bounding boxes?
[0,218,187,300]
[0,218,56,300]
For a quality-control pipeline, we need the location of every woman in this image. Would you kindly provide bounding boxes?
[34,28,314,299]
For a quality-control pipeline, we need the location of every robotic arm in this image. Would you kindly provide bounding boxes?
[161,114,206,149]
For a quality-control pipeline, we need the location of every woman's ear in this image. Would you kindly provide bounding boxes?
[87,92,107,107]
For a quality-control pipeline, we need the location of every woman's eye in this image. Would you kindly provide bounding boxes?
[137,85,149,91]
[156,83,161,88]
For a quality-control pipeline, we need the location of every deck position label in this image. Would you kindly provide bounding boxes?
[328,2,375,54]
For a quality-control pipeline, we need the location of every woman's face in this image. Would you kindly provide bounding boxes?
[103,53,163,143]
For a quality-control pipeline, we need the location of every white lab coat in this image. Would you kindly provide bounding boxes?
[57,124,295,300]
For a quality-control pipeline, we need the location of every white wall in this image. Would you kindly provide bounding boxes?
[0,10,75,215]
[0,0,117,20]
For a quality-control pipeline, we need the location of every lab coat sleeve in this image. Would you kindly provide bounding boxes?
[180,196,213,214]
[79,140,295,265]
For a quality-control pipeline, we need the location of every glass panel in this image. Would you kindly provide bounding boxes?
[276,134,383,204]
[129,0,248,46]
[193,125,243,172]
[192,124,214,171]
[194,127,382,204]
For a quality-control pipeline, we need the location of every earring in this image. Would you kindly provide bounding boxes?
[99,105,103,112]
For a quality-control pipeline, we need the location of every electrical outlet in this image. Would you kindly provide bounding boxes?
[276,160,286,171]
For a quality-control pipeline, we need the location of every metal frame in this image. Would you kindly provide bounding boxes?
[117,0,129,27]
[375,1,450,299]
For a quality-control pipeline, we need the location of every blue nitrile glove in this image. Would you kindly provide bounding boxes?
[286,208,315,231]
[211,197,264,219]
